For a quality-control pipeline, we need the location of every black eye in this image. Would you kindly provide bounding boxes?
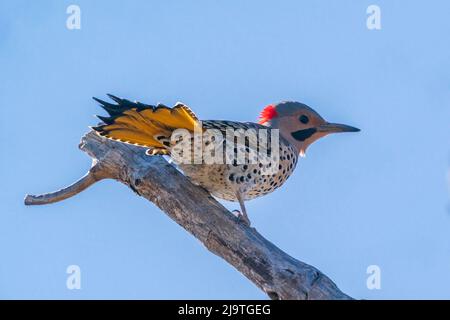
[299,115,309,124]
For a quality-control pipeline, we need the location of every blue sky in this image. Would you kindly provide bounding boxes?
[0,0,449,299]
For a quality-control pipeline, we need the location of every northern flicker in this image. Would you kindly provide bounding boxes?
[92,95,360,225]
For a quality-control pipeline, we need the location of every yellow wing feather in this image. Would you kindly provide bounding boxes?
[92,97,199,153]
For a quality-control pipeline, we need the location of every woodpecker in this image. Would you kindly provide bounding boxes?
[92,95,360,226]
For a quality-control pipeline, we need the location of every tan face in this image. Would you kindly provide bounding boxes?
[267,102,360,155]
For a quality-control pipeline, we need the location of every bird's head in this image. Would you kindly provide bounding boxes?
[259,101,360,156]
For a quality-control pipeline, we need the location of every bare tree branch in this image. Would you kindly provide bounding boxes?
[24,162,105,205]
[25,131,352,300]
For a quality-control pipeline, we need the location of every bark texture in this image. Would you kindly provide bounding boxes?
[25,131,352,300]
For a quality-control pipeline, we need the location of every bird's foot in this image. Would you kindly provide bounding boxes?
[232,210,251,227]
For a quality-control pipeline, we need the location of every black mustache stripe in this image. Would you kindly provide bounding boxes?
[291,128,317,141]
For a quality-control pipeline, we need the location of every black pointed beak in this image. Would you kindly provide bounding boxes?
[317,122,360,133]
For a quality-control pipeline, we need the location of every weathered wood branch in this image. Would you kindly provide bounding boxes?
[25,131,352,300]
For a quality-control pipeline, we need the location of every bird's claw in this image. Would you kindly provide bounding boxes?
[232,210,251,227]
